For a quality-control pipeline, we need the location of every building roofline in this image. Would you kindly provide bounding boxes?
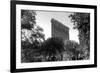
[51,18,69,31]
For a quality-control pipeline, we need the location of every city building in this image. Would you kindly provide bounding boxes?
[51,18,69,41]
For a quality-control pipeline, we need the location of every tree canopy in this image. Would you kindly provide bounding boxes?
[69,13,90,51]
[21,10,45,62]
[69,13,90,60]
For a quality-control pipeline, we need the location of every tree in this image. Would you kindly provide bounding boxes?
[21,10,45,62]
[69,13,90,59]
[39,37,65,61]
[64,40,80,60]
[21,10,36,30]
[21,10,45,50]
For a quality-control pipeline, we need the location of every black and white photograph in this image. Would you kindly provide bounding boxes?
[11,1,97,72]
[21,10,90,62]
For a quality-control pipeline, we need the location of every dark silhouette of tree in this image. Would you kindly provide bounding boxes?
[39,37,65,61]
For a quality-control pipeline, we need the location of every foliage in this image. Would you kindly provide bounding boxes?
[21,10,36,30]
[21,10,45,49]
[21,10,45,62]
[69,13,90,50]
[39,37,65,61]
[69,13,90,59]
[64,40,80,60]
[64,40,79,54]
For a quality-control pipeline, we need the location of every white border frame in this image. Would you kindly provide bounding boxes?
[16,4,94,69]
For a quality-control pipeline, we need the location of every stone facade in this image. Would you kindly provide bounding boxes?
[51,18,69,41]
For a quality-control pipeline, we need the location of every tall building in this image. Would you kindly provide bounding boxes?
[51,18,69,41]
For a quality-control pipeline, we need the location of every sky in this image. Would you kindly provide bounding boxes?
[36,10,79,43]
